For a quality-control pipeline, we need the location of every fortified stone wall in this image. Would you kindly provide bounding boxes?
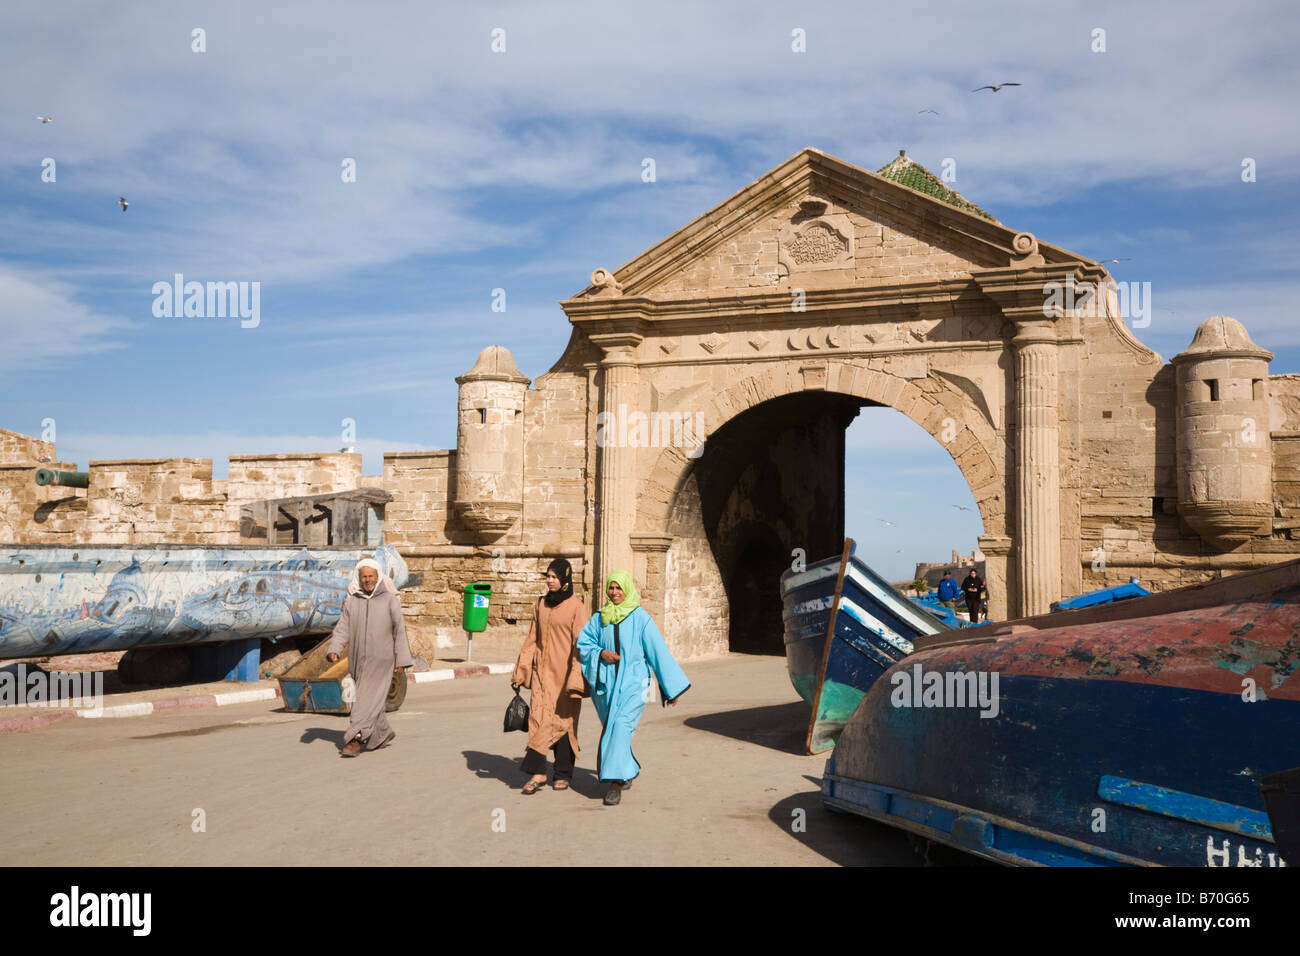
[1074,309,1299,596]
[0,451,362,548]
[0,428,54,464]
[1268,374,1300,541]
[369,358,600,658]
[663,473,728,658]
[1073,303,1185,593]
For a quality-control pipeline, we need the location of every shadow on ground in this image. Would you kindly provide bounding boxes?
[683,701,809,754]
[768,777,994,867]
[768,789,921,865]
[130,723,253,740]
[299,727,343,746]
[462,750,606,800]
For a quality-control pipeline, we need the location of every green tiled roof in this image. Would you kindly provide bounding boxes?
[876,150,999,222]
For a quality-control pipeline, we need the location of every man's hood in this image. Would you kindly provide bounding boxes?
[348,571,396,599]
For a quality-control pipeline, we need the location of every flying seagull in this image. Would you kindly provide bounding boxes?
[878,518,895,526]
[918,108,939,115]
[972,82,1021,92]
[952,504,972,511]
[1100,257,1131,264]
[117,196,129,212]
[37,115,54,123]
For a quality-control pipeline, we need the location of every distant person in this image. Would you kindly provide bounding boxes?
[512,558,586,794]
[326,558,413,756]
[937,571,960,608]
[962,569,986,624]
[577,570,690,806]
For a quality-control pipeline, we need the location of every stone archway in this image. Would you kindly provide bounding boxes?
[559,147,1138,652]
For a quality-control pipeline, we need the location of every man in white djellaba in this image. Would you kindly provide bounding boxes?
[326,558,413,756]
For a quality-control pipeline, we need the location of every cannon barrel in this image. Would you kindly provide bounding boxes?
[35,469,89,488]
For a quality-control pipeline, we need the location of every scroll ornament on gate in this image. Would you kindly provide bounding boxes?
[589,268,623,298]
[1010,232,1044,268]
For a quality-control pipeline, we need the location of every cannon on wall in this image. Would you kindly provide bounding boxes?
[34,469,89,488]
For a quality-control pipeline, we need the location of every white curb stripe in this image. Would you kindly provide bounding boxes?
[485,663,513,675]
[213,689,279,706]
[80,702,154,719]
[412,670,454,683]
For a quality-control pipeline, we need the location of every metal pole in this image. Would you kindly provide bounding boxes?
[466,629,473,662]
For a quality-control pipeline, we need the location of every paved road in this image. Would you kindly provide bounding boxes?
[0,655,923,866]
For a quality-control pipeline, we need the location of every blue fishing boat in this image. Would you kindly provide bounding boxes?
[909,592,982,629]
[780,538,953,755]
[822,557,1300,866]
[1049,577,1150,612]
[0,543,414,660]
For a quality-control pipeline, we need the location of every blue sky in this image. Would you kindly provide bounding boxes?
[3,1,1297,582]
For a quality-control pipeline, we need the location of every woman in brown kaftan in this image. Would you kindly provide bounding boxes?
[511,558,585,793]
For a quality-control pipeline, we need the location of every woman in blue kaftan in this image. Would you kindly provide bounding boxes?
[577,570,690,806]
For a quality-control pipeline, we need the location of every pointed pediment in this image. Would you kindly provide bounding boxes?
[565,148,1090,304]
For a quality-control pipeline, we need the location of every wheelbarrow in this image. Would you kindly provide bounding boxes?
[278,635,408,714]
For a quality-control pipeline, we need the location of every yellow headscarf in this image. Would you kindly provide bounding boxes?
[600,570,641,625]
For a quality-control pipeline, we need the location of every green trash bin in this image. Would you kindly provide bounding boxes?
[462,583,492,632]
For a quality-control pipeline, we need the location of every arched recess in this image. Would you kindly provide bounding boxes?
[637,361,1007,657]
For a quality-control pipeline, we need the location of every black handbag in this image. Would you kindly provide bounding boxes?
[503,684,529,733]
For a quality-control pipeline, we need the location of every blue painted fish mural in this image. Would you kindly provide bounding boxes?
[0,545,411,659]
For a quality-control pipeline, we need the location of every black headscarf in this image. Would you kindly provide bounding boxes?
[542,557,575,607]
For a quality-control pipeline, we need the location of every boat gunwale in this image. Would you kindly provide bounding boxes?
[822,772,1160,868]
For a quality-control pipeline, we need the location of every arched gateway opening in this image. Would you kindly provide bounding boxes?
[645,368,1005,661]
[692,391,865,653]
[667,389,988,655]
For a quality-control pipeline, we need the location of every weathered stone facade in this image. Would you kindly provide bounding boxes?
[4,148,1298,660]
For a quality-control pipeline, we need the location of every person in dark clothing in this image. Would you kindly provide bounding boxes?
[961,569,986,623]
[936,571,960,608]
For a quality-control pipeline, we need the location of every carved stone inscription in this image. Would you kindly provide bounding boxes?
[786,222,848,264]
[777,210,854,275]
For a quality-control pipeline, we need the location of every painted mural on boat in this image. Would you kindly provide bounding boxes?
[0,544,410,659]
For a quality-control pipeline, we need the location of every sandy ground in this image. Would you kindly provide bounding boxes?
[0,654,932,866]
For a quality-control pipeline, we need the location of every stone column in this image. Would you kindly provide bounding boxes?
[977,534,1011,622]
[1011,319,1062,617]
[974,248,1071,617]
[630,532,673,621]
[590,333,643,593]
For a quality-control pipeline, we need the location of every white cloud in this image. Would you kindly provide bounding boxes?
[0,266,135,371]
[1138,280,1300,350]
[3,0,1296,288]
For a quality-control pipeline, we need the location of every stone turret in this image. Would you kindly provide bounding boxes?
[1172,316,1273,546]
[453,346,530,542]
